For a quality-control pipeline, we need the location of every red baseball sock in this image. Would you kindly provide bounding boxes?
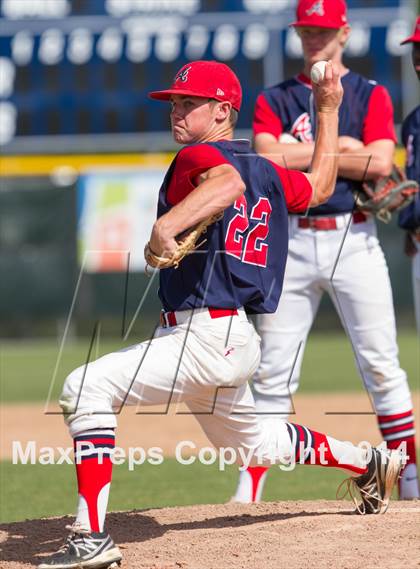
[244,466,270,502]
[377,411,419,498]
[73,429,115,532]
[236,423,368,503]
[286,423,368,475]
[377,410,416,464]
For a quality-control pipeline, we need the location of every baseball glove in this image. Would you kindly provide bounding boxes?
[353,165,419,223]
[144,212,223,272]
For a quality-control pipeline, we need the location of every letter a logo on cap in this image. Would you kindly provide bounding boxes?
[175,66,191,83]
[306,0,325,16]
[149,60,243,111]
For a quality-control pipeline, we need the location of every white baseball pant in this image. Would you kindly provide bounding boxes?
[252,214,413,417]
[59,308,296,466]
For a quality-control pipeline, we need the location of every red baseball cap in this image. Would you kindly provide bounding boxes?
[290,0,348,29]
[148,60,242,111]
[400,16,420,45]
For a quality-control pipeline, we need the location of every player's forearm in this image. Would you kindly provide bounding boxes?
[256,141,314,170]
[306,111,339,206]
[337,149,394,181]
[153,170,245,242]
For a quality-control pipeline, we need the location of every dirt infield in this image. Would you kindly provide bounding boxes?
[2,391,419,460]
[1,501,419,569]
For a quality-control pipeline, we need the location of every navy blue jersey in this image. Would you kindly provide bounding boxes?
[398,105,420,231]
[254,71,396,216]
[156,140,292,314]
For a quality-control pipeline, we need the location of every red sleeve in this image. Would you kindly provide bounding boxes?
[362,85,397,144]
[253,94,283,139]
[167,144,230,205]
[267,159,313,213]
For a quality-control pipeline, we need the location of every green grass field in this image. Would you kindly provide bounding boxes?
[1,332,418,523]
[0,459,350,523]
[1,331,419,403]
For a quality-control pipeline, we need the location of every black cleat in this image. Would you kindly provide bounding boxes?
[339,448,402,514]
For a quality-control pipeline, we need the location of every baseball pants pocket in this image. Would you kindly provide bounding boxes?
[192,318,261,387]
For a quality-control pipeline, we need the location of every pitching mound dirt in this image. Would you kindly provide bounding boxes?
[1,501,419,569]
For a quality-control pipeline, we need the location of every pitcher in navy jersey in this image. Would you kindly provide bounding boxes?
[399,17,420,339]
[232,0,419,504]
[39,60,403,569]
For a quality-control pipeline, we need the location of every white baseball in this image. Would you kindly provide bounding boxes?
[310,61,328,84]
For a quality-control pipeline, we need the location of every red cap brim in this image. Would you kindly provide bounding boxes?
[148,88,209,101]
[148,88,241,111]
[400,34,420,45]
[289,19,344,29]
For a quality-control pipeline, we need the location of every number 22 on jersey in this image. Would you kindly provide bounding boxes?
[225,195,272,267]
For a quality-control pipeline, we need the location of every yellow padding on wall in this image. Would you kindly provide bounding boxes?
[0,153,174,177]
[0,148,406,177]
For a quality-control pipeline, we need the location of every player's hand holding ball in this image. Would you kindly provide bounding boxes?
[310,61,327,84]
[311,60,343,114]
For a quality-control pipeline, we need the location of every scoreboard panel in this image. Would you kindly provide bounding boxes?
[0,0,416,151]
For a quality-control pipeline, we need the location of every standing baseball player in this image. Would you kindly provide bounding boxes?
[232,0,419,504]
[399,17,420,336]
[38,60,402,569]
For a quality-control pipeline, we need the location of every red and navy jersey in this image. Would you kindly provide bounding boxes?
[156,139,312,313]
[398,105,420,231]
[254,71,396,215]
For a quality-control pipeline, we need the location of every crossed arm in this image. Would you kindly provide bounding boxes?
[255,133,395,182]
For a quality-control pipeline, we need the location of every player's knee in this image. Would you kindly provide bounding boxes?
[362,364,408,397]
[59,366,87,424]
[61,365,85,398]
